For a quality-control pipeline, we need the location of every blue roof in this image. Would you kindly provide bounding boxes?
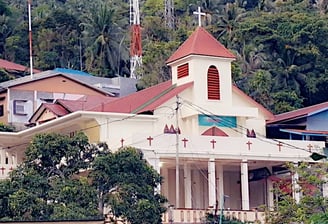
[54,68,92,76]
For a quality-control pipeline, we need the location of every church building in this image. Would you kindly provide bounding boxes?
[0,26,324,223]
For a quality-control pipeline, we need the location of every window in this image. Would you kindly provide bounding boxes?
[13,100,27,115]
[0,105,3,117]
[177,63,189,79]
[207,65,220,100]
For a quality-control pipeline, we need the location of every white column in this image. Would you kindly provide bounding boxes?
[184,163,192,208]
[34,90,37,111]
[217,164,224,209]
[7,88,11,123]
[292,162,300,203]
[208,158,216,208]
[0,149,4,164]
[161,167,169,200]
[148,156,161,193]
[241,159,250,210]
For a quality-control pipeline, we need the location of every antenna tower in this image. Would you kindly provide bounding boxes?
[165,0,174,29]
[130,0,142,79]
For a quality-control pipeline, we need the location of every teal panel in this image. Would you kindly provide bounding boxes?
[198,114,237,128]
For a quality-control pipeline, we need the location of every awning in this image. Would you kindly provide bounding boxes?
[280,129,328,137]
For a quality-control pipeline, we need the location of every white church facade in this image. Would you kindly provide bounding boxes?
[0,27,325,223]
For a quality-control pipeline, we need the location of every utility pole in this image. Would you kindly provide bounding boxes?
[175,95,180,208]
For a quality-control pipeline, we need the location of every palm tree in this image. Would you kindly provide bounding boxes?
[82,3,128,77]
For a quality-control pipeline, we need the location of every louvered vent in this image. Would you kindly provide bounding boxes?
[207,66,220,100]
[177,63,189,79]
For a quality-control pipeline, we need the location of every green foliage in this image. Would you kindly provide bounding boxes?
[0,132,100,220]
[1,0,328,112]
[91,146,167,224]
[0,122,15,132]
[265,161,328,224]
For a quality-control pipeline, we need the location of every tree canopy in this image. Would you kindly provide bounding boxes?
[1,0,328,113]
[0,132,167,222]
[266,161,328,224]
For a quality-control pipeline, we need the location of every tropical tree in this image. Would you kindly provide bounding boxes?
[266,161,328,224]
[0,132,101,220]
[91,146,167,224]
[82,3,128,77]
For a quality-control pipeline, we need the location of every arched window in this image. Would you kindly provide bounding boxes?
[207,66,220,100]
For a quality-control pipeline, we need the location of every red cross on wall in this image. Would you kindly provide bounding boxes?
[246,141,252,150]
[147,136,154,146]
[182,138,188,148]
[0,167,5,175]
[277,142,283,152]
[120,138,125,147]
[210,139,216,149]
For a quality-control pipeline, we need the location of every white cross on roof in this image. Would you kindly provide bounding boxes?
[193,6,206,27]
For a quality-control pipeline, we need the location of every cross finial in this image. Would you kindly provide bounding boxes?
[193,7,206,27]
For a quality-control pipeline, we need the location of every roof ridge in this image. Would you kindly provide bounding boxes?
[131,83,177,114]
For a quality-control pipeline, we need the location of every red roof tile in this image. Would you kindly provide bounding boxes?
[166,27,236,64]
[136,81,193,113]
[0,59,41,73]
[57,95,116,112]
[267,101,328,124]
[44,103,70,117]
[91,81,175,113]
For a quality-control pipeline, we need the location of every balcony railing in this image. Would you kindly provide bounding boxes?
[162,208,265,223]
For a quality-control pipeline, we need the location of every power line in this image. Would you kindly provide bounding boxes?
[180,97,314,154]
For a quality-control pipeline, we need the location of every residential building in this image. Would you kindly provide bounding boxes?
[266,102,328,147]
[0,68,137,130]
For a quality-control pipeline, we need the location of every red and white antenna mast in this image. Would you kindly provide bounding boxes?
[130,0,142,79]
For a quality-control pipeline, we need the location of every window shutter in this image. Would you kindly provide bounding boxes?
[177,63,189,79]
[207,66,220,100]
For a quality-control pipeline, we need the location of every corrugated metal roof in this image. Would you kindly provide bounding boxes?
[90,81,174,113]
[0,59,41,73]
[44,103,70,116]
[267,101,328,124]
[166,27,236,64]
[0,70,117,96]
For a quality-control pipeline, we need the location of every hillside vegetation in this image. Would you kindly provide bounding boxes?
[1,0,328,113]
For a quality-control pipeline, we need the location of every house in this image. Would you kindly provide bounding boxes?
[0,68,137,130]
[0,58,41,76]
[0,27,326,223]
[266,101,328,147]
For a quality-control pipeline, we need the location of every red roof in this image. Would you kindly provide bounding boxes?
[90,81,193,113]
[57,95,116,112]
[0,59,41,73]
[267,101,328,124]
[166,27,236,64]
[44,103,70,116]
